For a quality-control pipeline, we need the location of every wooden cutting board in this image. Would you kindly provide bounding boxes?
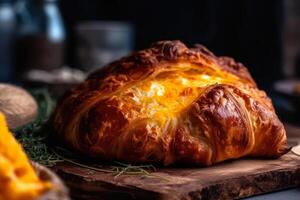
[51,125,300,200]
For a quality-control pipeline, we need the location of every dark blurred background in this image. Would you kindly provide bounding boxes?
[62,0,285,88]
[0,0,300,124]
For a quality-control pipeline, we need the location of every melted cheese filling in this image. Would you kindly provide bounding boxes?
[120,63,244,120]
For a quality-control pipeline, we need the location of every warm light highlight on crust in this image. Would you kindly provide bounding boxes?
[119,63,244,119]
[52,41,288,166]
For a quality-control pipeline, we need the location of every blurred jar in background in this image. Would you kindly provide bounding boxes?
[14,0,65,80]
[0,0,16,82]
[284,0,300,78]
[76,21,134,72]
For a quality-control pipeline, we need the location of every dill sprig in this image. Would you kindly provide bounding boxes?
[52,146,167,180]
[53,149,156,176]
[14,120,63,166]
[13,88,63,166]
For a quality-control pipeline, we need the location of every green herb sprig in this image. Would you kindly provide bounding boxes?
[13,88,63,166]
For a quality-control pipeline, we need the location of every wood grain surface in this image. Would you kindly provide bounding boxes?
[51,124,300,200]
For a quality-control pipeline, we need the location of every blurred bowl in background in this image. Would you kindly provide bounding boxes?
[24,67,86,98]
[273,79,300,125]
[76,21,134,72]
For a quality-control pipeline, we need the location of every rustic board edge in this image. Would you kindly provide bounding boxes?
[52,163,300,200]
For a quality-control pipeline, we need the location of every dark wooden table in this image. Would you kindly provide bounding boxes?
[52,124,300,200]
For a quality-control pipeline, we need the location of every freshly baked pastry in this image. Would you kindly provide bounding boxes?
[53,41,288,166]
[0,112,51,200]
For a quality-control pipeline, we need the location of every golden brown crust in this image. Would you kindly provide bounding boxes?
[52,40,288,166]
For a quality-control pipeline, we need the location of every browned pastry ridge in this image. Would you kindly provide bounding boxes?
[52,41,288,166]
